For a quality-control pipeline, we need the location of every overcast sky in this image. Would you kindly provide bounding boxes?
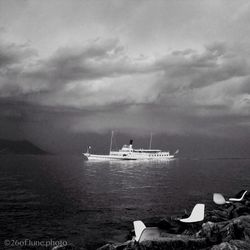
[0,0,250,154]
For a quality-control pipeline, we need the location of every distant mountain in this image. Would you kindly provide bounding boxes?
[0,139,48,155]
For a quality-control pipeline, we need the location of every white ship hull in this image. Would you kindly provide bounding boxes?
[83,152,175,161]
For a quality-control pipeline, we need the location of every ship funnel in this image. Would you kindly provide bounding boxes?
[129,139,133,149]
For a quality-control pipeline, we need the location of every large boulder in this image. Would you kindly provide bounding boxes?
[96,241,135,250]
[211,240,250,250]
[135,236,208,250]
[198,215,250,245]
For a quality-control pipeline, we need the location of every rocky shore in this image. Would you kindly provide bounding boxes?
[52,191,250,250]
[96,192,250,250]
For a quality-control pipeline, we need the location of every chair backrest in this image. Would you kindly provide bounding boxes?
[213,193,227,205]
[133,220,146,242]
[189,203,205,221]
[180,203,205,223]
[234,190,247,199]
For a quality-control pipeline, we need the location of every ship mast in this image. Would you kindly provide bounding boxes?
[149,132,152,149]
[109,130,114,153]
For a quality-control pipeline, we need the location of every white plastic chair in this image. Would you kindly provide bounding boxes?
[213,193,230,205]
[133,220,146,242]
[229,190,247,202]
[133,204,205,242]
[179,203,205,223]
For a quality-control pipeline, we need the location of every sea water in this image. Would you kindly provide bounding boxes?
[0,155,250,249]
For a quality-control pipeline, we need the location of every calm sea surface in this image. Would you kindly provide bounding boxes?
[1,155,250,249]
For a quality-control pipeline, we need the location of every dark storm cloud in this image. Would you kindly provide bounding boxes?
[0,40,36,68]
[0,38,40,97]
[30,38,154,87]
[1,38,249,107]
[0,37,250,139]
[156,42,249,91]
[151,42,250,122]
[0,38,156,101]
